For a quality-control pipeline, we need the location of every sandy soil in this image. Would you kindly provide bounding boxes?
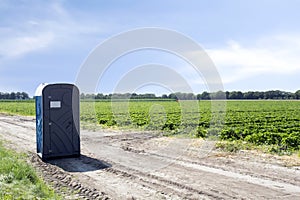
[0,114,299,199]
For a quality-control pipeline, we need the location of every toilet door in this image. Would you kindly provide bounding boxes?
[43,85,80,157]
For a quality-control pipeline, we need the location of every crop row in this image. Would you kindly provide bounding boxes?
[80,100,300,150]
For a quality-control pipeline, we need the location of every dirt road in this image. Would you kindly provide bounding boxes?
[0,114,299,199]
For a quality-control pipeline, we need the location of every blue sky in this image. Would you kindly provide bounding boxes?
[0,0,300,97]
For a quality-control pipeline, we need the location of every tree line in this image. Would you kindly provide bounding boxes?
[0,92,30,100]
[1,90,299,100]
[80,90,300,100]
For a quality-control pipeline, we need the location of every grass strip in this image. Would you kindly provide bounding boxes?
[0,141,61,199]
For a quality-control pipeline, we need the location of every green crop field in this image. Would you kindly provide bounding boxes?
[0,100,35,116]
[0,100,299,152]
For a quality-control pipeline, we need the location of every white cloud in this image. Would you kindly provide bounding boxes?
[206,35,300,84]
[0,32,54,58]
[0,1,109,61]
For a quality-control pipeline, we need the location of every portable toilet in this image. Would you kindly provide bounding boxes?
[35,83,80,160]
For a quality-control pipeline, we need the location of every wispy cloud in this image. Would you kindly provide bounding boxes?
[0,1,109,61]
[207,34,300,83]
[0,31,54,58]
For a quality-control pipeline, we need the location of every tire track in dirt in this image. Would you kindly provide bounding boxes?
[98,131,300,190]
[85,139,234,199]
[83,130,300,199]
[123,147,300,187]
[30,154,109,200]
[102,166,233,199]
